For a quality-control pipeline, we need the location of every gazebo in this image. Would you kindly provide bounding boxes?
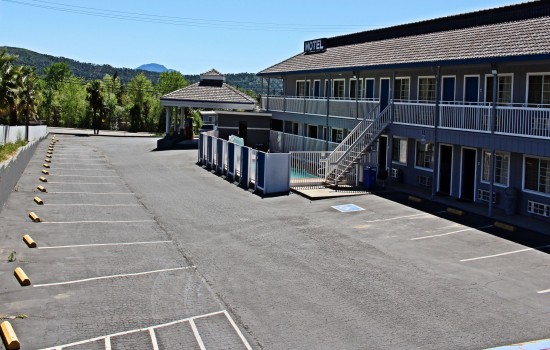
[160,69,257,139]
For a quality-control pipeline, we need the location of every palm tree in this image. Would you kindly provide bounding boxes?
[0,50,21,125]
[18,67,39,140]
[86,80,103,135]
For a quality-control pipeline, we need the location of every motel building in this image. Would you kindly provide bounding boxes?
[257,1,550,223]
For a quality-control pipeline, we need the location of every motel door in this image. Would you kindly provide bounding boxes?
[439,145,453,195]
[442,77,455,102]
[464,76,479,103]
[380,79,390,111]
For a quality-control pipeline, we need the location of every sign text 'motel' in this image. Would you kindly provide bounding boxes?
[304,38,327,54]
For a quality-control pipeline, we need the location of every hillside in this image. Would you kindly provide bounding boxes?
[136,63,171,73]
[1,46,273,94]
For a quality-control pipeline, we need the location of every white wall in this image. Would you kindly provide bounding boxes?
[0,125,48,145]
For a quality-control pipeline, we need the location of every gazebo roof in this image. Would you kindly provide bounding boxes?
[160,69,256,110]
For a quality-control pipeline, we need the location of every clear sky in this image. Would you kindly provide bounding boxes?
[0,0,523,75]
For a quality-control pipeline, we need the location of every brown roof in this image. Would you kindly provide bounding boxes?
[201,69,224,77]
[258,16,550,76]
[161,81,256,105]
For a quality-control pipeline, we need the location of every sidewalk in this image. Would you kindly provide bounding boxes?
[380,182,549,237]
[48,127,156,137]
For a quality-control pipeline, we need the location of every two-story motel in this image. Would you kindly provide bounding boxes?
[257,1,550,222]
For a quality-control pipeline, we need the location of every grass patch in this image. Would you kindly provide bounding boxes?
[0,139,28,163]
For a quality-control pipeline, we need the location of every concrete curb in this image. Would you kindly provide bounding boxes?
[0,136,46,213]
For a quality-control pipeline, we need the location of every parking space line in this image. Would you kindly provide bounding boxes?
[41,220,155,224]
[461,244,550,262]
[38,310,250,350]
[53,163,105,165]
[223,310,253,350]
[537,288,550,294]
[149,328,159,350]
[33,266,195,288]
[45,204,140,207]
[49,175,119,178]
[411,225,492,241]
[46,182,118,185]
[189,319,207,350]
[47,192,133,195]
[363,212,439,223]
[53,168,116,171]
[38,241,171,250]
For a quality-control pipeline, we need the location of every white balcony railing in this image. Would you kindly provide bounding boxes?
[261,96,550,139]
[261,96,378,119]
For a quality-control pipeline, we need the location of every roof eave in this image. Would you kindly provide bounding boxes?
[256,53,550,77]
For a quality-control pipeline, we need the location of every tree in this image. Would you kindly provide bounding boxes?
[58,76,87,127]
[86,80,103,134]
[157,71,189,95]
[0,50,21,124]
[17,66,39,140]
[42,62,71,125]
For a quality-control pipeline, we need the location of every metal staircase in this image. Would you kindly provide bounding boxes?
[324,104,391,186]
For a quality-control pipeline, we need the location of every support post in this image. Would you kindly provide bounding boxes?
[488,64,498,217]
[164,107,171,138]
[387,72,396,186]
[325,74,331,151]
[432,66,441,198]
[267,78,271,111]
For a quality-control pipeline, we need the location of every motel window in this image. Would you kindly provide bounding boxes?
[418,77,436,102]
[482,151,510,186]
[332,128,344,143]
[365,79,375,100]
[333,79,345,99]
[394,78,410,101]
[415,141,434,169]
[296,80,310,97]
[527,74,550,107]
[349,79,363,99]
[486,75,513,105]
[392,138,407,164]
[525,156,550,194]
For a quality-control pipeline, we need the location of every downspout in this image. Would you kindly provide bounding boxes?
[267,77,271,111]
[387,72,396,186]
[432,66,441,198]
[354,70,359,119]
[488,64,498,217]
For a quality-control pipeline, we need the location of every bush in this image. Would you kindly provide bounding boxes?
[0,140,28,163]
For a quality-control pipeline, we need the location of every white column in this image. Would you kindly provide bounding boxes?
[165,107,171,138]
[180,107,184,134]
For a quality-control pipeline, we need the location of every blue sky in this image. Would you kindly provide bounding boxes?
[0,0,522,75]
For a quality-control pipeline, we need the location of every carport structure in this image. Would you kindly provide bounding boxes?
[160,69,257,137]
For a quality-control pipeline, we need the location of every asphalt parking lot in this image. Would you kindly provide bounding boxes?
[0,136,252,349]
[1,135,550,349]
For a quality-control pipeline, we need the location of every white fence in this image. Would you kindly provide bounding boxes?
[269,130,339,153]
[198,133,291,196]
[0,125,48,145]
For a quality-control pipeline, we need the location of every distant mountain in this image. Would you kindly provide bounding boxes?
[136,63,172,73]
[1,46,161,84]
[1,46,277,94]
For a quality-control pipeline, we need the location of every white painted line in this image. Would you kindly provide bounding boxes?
[364,213,431,223]
[223,310,253,350]
[149,328,159,350]
[537,288,550,294]
[46,182,118,185]
[461,244,550,262]
[38,240,171,250]
[189,319,207,350]
[33,266,195,287]
[41,220,155,224]
[44,204,140,207]
[49,175,118,178]
[47,192,133,195]
[53,168,116,171]
[54,163,105,165]
[411,225,492,241]
[38,311,227,350]
[105,336,111,350]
